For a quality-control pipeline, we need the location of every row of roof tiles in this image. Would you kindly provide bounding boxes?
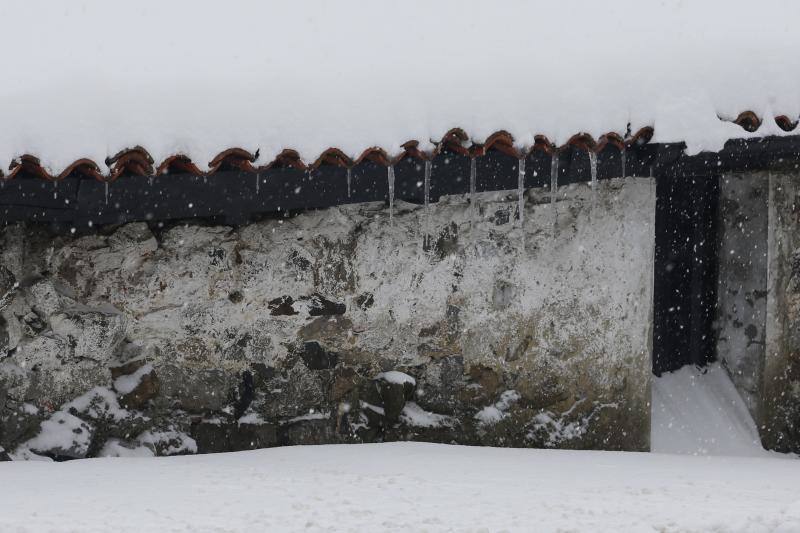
[2,112,797,182]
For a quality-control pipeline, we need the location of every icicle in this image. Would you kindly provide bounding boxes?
[346,167,352,198]
[104,182,109,205]
[620,148,627,178]
[424,160,431,209]
[387,165,395,224]
[550,153,559,207]
[423,160,432,242]
[550,153,559,231]
[589,151,598,205]
[517,158,525,224]
[255,172,260,194]
[53,180,58,200]
[469,157,477,210]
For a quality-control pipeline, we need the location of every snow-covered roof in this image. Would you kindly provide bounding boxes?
[1,0,799,179]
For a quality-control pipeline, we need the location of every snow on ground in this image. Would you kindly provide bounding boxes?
[1,443,799,532]
[3,363,796,531]
[652,363,771,456]
[1,1,799,173]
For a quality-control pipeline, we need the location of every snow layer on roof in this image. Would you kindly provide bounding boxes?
[1,0,799,175]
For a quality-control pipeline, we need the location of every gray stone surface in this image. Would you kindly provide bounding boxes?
[764,173,800,452]
[717,171,800,453]
[717,173,769,418]
[0,178,655,458]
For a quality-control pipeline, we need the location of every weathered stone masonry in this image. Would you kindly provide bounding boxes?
[0,178,654,458]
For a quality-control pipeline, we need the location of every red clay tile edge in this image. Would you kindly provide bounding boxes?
[1,112,796,182]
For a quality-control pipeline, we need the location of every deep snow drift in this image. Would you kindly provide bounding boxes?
[652,363,769,456]
[1,442,798,532]
[1,1,799,173]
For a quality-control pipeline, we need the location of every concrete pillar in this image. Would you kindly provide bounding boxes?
[718,172,800,452]
[764,174,800,452]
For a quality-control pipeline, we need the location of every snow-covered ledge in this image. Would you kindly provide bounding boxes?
[0,178,654,458]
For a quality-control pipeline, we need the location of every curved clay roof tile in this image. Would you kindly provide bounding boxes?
[208,148,257,173]
[8,155,51,181]
[8,156,105,181]
[733,111,761,133]
[529,135,555,155]
[627,127,654,146]
[59,158,105,181]
[107,147,155,181]
[156,155,205,176]
[311,148,353,169]
[482,130,520,159]
[355,147,391,167]
[436,128,471,156]
[564,133,597,153]
[263,149,308,171]
[394,140,430,163]
[775,115,798,132]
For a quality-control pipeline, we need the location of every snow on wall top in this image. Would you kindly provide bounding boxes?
[1,0,799,179]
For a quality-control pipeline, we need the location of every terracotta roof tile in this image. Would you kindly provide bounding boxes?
[354,147,391,167]
[775,115,799,132]
[106,146,154,181]
[311,148,352,169]
[156,155,205,176]
[208,148,257,173]
[732,111,761,133]
[265,149,307,171]
[0,114,796,182]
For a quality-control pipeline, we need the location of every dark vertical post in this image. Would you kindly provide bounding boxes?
[653,172,720,375]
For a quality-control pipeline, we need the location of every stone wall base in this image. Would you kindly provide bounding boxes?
[0,178,654,459]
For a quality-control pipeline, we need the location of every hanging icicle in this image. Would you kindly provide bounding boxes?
[550,153,559,207]
[550,152,559,231]
[469,157,477,214]
[104,182,109,205]
[621,147,627,178]
[517,158,526,224]
[387,165,395,224]
[346,167,352,199]
[255,172,260,194]
[424,160,431,210]
[423,160,432,242]
[589,151,598,206]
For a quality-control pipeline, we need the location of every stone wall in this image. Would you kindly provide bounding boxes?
[717,171,800,453]
[0,178,655,460]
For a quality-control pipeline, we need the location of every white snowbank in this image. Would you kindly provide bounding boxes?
[22,411,92,458]
[652,363,772,457]
[1,442,798,532]
[475,390,520,426]
[1,1,798,174]
[98,439,154,459]
[113,364,153,395]
[375,371,416,386]
[65,386,131,421]
[284,411,330,425]
[399,402,453,428]
[137,429,197,456]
